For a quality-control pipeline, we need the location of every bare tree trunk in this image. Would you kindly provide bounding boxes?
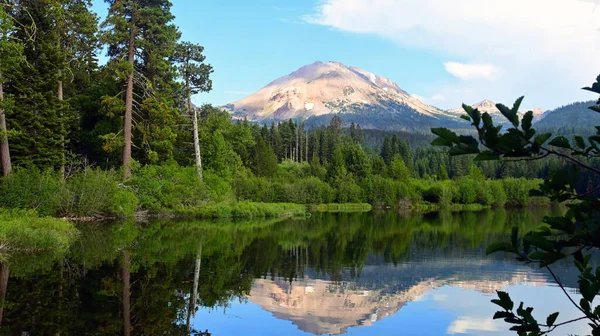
[123,12,136,180]
[305,130,308,162]
[58,70,65,177]
[0,78,12,177]
[186,244,202,331]
[189,89,202,180]
[121,252,132,336]
[0,264,9,326]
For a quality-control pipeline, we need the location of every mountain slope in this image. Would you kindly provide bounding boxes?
[535,101,600,134]
[224,61,462,131]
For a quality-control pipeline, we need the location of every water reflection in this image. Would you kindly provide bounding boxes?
[0,209,585,335]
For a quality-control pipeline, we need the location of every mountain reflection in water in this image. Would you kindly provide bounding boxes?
[0,209,586,335]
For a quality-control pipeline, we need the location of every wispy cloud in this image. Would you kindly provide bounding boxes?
[444,62,500,81]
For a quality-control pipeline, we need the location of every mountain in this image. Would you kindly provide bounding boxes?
[224,61,463,132]
[450,99,547,123]
[534,101,600,134]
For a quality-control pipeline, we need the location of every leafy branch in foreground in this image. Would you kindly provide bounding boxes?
[432,75,600,336]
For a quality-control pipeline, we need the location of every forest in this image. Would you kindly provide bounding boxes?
[0,0,596,219]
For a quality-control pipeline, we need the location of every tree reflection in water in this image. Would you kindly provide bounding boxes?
[0,208,571,335]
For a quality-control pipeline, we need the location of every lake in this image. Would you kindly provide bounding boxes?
[0,209,588,335]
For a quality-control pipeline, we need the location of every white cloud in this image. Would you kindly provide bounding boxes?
[431,94,447,101]
[305,0,600,109]
[447,317,499,334]
[444,62,500,81]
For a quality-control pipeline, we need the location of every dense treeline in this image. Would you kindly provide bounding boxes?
[0,1,581,218]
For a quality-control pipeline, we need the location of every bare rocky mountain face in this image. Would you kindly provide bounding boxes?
[223,61,549,131]
[223,61,463,132]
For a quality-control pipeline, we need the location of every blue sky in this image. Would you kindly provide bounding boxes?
[91,0,600,110]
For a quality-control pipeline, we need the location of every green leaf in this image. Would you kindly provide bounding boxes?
[575,136,586,149]
[486,242,516,255]
[431,138,453,147]
[512,96,525,113]
[460,114,472,122]
[524,234,555,252]
[521,111,533,132]
[496,291,514,311]
[548,136,571,149]
[474,152,500,161]
[540,251,566,267]
[431,128,460,144]
[580,279,597,302]
[497,103,519,127]
[589,105,600,113]
[546,312,559,327]
[534,133,552,146]
[494,311,513,319]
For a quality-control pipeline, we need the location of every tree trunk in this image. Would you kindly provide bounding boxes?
[58,71,65,177]
[305,130,308,162]
[0,264,9,326]
[189,88,202,180]
[121,252,131,336]
[186,244,202,331]
[0,78,12,177]
[123,10,136,180]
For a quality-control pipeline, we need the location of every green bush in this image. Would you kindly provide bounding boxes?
[131,164,209,212]
[0,168,61,216]
[58,169,123,217]
[456,177,477,204]
[488,180,507,207]
[502,178,532,207]
[368,176,397,207]
[336,178,363,203]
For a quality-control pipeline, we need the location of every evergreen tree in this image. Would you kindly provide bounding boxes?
[0,5,23,176]
[7,0,65,169]
[252,136,277,177]
[389,154,410,182]
[101,0,181,178]
[49,0,99,174]
[380,136,393,164]
[436,165,449,180]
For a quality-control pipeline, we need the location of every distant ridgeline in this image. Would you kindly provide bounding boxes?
[534,101,600,135]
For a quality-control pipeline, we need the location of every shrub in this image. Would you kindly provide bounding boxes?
[58,169,122,217]
[456,177,477,204]
[131,164,209,212]
[0,168,61,216]
[488,180,507,207]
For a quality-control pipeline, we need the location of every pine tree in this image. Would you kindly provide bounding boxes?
[8,0,65,169]
[102,0,181,178]
[49,0,99,174]
[380,136,393,164]
[0,5,23,176]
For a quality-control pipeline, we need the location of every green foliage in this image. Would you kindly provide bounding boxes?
[0,168,61,216]
[131,164,209,212]
[0,209,77,274]
[389,154,410,181]
[432,75,600,335]
[58,169,123,217]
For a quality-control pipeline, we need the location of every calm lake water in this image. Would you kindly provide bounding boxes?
[0,209,589,335]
